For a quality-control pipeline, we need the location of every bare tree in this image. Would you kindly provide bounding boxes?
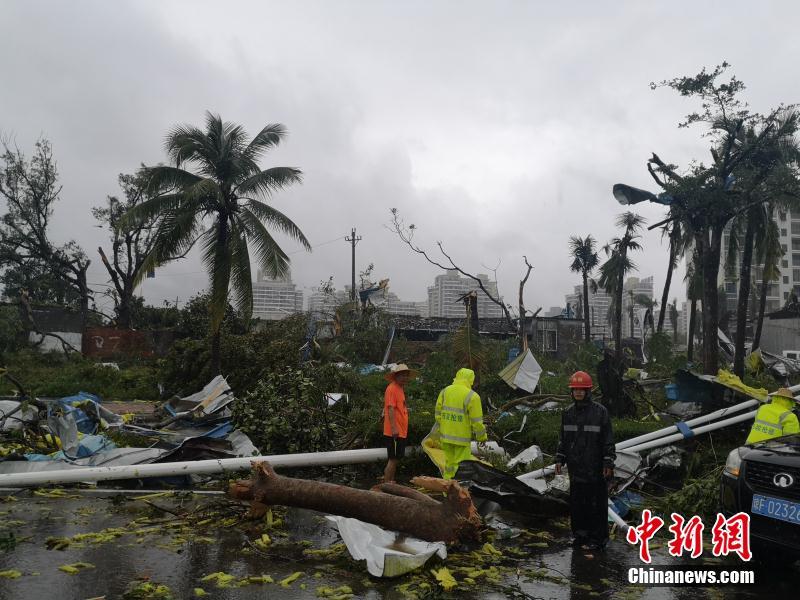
[93,171,197,328]
[388,208,515,329]
[0,138,91,323]
[518,256,534,350]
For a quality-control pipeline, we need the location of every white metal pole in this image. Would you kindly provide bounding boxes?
[616,399,761,450]
[0,448,393,488]
[518,404,764,485]
[622,410,757,453]
[608,500,630,532]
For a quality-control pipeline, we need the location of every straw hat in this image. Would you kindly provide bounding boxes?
[384,363,418,381]
[772,388,796,401]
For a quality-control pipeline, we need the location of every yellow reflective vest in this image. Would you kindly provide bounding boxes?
[435,368,487,446]
[745,395,800,444]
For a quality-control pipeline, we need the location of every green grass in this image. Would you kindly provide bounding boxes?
[1,350,159,401]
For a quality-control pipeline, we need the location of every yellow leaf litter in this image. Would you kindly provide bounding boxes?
[431,567,457,591]
[0,570,22,579]
[279,571,305,587]
[58,562,95,575]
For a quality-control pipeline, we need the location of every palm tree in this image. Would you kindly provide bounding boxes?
[684,247,703,361]
[569,235,599,342]
[656,220,687,333]
[124,112,311,373]
[598,212,645,363]
[752,210,782,350]
[669,298,679,344]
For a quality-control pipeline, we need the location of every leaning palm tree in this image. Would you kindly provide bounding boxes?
[656,219,688,334]
[124,112,311,373]
[598,212,645,363]
[569,235,599,342]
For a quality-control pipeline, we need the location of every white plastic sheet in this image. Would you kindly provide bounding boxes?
[498,350,542,393]
[0,400,38,431]
[506,444,542,469]
[326,516,446,577]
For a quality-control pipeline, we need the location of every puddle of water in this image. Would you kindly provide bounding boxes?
[0,494,795,598]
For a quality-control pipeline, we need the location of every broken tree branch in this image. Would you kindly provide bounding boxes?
[388,208,515,331]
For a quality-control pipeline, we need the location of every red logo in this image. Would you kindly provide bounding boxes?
[626,509,664,563]
[711,512,752,561]
[626,511,751,563]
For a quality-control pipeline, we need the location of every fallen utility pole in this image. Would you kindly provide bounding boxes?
[0,448,396,488]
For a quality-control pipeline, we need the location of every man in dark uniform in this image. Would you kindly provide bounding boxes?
[555,370,615,551]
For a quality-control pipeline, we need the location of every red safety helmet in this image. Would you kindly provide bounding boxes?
[568,371,593,389]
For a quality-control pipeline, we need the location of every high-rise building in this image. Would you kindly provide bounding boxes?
[427,270,504,319]
[251,269,304,320]
[372,291,426,316]
[307,287,349,317]
[564,284,612,339]
[621,276,654,338]
[563,276,654,340]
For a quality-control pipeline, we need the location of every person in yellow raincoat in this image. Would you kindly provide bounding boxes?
[745,387,799,444]
[435,368,487,479]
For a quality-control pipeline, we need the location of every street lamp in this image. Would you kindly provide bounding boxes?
[612,183,674,206]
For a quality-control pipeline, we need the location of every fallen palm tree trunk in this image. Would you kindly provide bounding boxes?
[229,462,481,543]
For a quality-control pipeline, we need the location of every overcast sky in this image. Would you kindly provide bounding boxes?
[2,1,797,316]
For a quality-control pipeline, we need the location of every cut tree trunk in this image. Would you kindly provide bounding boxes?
[229,462,481,543]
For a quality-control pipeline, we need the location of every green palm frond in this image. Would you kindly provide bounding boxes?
[240,124,287,165]
[165,124,210,166]
[201,218,233,333]
[229,225,253,321]
[120,193,184,229]
[236,167,303,197]
[133,210,207,287]
[140,166,202,194]
[245,199,311,250]
[568,234,599,274]
[240,208,290,280]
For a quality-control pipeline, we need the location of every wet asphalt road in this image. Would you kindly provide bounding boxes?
[0,491,796,599]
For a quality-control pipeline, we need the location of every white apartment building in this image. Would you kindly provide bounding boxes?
[621,276,654,338]
[564,276,654,340]
[427,270,504,319]
[307,287,349,317]
[251,269,304,320]
[565,284,612,339]
[371,291,426,316]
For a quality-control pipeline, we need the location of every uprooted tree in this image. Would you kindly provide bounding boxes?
[229,461,482,543]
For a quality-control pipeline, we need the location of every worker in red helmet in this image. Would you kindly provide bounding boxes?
[555,371,615,551]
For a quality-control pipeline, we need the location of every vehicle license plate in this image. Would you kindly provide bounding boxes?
[751,494,800,525]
